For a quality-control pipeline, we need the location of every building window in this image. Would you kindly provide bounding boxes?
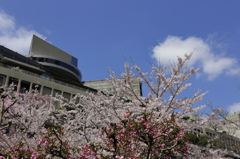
[32,84,41,92]
[0,77,3,86]
[8,77,18,91]
[20,81,30,93]
[63,92,71,101]
[39,58,44,62]
[42,86,52,95]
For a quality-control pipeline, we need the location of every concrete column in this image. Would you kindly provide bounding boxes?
[40,85,43,95]
[50,88,53,96]
[17,79,21,93]
[202,127,206,135]
[4,76,9,87]
[29,82,33,92]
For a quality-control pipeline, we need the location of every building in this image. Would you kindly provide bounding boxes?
[0,35,96,101]
[82,78,142,96]
[0,35,142,100]
[28,35,82,83]
[185,114,240,154]
[223,112,240,138]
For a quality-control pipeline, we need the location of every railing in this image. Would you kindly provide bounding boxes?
[0,63,89,92]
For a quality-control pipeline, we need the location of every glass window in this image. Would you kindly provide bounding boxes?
[42,86,52,95]
[54,60,60,65]
[0,77,4,86]
[71,56,78,67]
[39,58,44,62]
[8,77,18,91]
[53,89,61,97]
[63,92,71,101]
[19,81,30,93]
[32,84,41,92]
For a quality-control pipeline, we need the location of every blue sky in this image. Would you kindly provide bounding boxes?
[0,1,240,113]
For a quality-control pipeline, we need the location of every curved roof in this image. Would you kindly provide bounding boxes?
[29,35,82,82]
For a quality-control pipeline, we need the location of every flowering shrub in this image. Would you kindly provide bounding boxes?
[0,125,72,159]
[36,125,73,158]
[79,112,189,158]
[0,112,189,158]
[0,141,42,159]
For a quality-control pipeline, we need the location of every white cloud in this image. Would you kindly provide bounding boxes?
[0,11,46,55]
[228,103,240,114]
[152,36,240,80]
[0,11,15,31]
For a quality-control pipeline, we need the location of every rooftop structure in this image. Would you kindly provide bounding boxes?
[28,35,82,82]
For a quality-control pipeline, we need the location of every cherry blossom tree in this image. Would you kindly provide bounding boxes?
[0,53,238,158]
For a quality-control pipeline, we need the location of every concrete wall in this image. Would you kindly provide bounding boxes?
[83,78,142,96]
[0,64,94,98]
[29,35,72,64]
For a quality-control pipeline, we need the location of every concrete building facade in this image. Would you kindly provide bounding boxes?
[0,35,96,101]
[82,78,142,97]
[28,35,82,82]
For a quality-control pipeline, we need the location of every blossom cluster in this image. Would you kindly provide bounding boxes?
[79,112,189,158]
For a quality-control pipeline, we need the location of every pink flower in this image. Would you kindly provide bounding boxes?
[139,118,145,123]
[31,153,41,159]
[123,113,130,118]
